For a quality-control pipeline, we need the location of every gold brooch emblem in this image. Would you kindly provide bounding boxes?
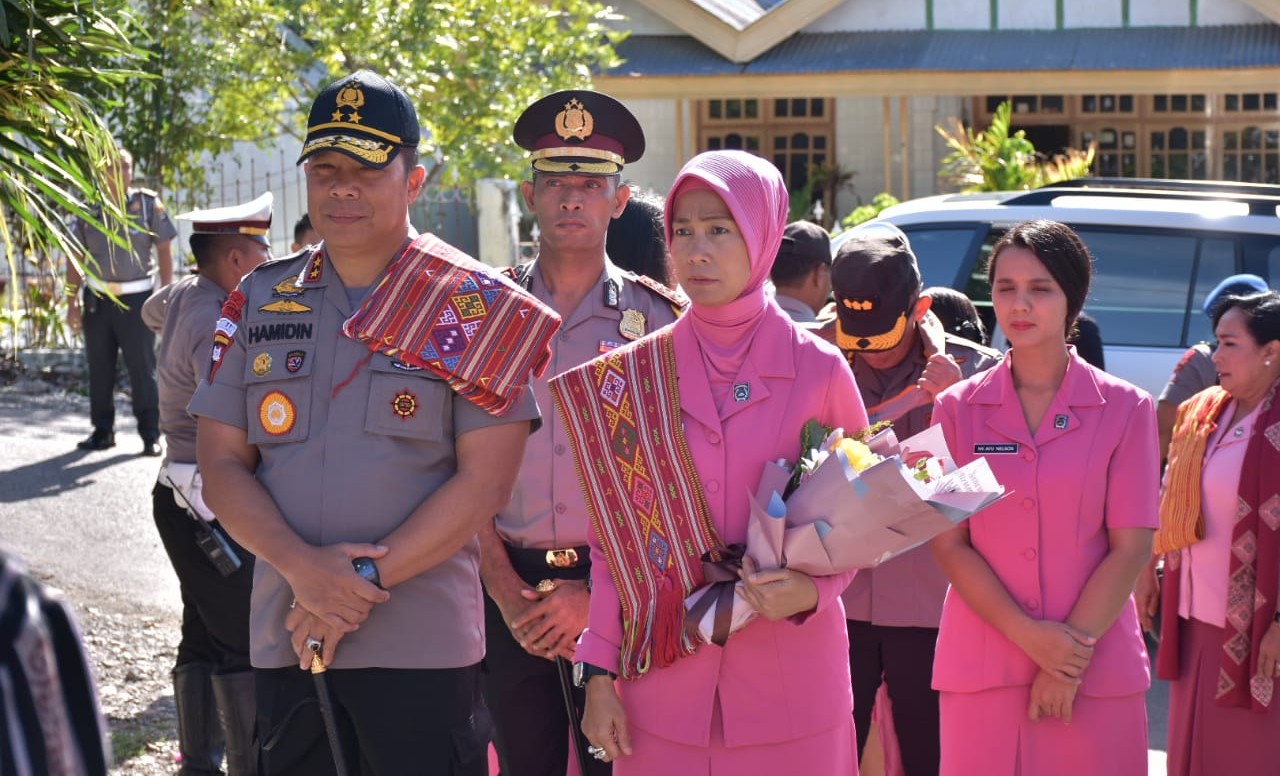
[391,390,418,420]
[333,83,365,124]
[252,352,272,377]
[554,98,594,141]
[273,278,305,298]
[619,309,646,341]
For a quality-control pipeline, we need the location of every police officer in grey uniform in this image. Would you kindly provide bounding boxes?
[825,224,1000,776]
[142,193,274,775]
[68,147,176,455]
[190,71,542,775]
[477,90,685,776]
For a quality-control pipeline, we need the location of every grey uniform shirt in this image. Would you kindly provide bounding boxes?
[1159,343,1217,408]
[143,274,225,465]
[841,331,1002,628]
[188,247,541,670]
[495,260,682,550]
[72,189,177,282]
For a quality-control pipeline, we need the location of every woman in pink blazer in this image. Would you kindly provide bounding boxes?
[554,150,868,774]
[929,220,1158,775]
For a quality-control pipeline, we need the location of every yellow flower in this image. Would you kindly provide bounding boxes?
[835,438,880,473]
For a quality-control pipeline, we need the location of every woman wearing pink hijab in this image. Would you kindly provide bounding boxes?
[551,150,869,773]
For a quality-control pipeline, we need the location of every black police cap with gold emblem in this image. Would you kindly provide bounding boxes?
[514,90,644,175]
[831,223,923,353]
[297,70,420,170]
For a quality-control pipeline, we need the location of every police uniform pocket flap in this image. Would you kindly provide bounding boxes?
[365,356,448,442]
[244,345,314,383]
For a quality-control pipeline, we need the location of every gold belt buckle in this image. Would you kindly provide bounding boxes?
[545,548,579,568]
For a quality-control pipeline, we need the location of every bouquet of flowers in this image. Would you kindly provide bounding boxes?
[685,419,1004,645]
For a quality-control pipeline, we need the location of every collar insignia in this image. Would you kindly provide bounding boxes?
[733,383,751,402]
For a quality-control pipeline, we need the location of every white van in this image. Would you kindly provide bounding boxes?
[833,179,1280,397]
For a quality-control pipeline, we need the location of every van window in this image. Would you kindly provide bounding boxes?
[899,227,982,288]
[1186,239,1237,346]
[1074,229,1200,348]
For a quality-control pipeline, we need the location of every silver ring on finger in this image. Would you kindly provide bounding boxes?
[587,745,607,761]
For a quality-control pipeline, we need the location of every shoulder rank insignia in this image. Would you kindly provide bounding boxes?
[619,309,646,341]
[272,277,305,298]
[259,299,312,314]
[630,272,689,310]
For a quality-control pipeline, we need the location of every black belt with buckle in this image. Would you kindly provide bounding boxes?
[504,543,591,583]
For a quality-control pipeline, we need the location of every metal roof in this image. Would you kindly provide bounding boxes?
[609,24,1280,77]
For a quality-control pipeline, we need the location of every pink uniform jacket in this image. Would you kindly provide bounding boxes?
[930,350,1159,698]
[575,310,869,748]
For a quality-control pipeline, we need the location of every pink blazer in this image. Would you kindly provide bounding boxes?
[575,310,869,747]
[930,351,1159,698]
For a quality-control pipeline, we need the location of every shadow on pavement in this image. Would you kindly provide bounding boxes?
[0,449,138,502]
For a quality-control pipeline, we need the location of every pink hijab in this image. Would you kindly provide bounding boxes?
[664,150,790,394]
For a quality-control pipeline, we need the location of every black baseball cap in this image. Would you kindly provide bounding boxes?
[297,71,420,170]
[514,90,644,175]
[831,223,922,352]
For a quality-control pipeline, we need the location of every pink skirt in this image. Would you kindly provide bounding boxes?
[615,697,858,776]
[939,686,1146,775]
[1166,616,1280,776]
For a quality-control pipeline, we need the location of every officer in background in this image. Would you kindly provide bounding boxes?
[478,90,684,776]
[191,70,550,775]
[770,219,832,324]
[68,147,176,455]
[829,224,1000,776]
[142,193,273,775]
[291,214,319,253]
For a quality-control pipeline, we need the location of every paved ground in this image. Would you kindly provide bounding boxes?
[0,371,1173,774]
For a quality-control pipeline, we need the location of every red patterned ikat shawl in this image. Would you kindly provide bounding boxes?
[342,233,561,415]
[1157,381,1280,711]
[551,331,723,678]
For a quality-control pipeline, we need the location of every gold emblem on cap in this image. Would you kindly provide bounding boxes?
[554,98,594,141]
[842,298,875,312]
[333,83,365,124]
[619,309,646,341]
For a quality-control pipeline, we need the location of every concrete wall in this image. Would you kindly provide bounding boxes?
[617,97,688,196]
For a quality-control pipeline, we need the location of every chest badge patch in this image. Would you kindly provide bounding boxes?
[733,383,751,402]
[259,299,312,314]
[598,339,623,354]
[1053,414,1069,430]
[252,352,272,377]
[259,391,297,436]
[272,278,305,298]
[286,350,305,373]
[619,309,646,341]
[391,389,418,420]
